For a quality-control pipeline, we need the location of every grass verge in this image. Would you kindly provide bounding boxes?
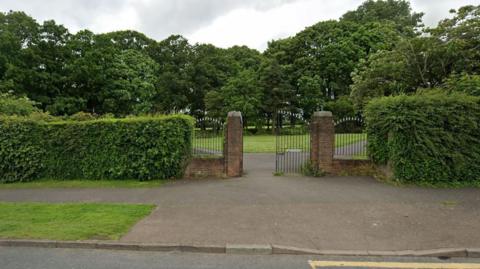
[0,202,155,241]
[0,179,166,189]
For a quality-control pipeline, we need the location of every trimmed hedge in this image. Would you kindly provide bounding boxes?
[365,92,480,184]
[0,115,194,183]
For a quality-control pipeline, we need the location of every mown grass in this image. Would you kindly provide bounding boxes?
[0,202,155,241]
[193,133,367,153]
[0,179,166,189]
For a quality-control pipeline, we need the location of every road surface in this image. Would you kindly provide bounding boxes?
[1,247,480,269]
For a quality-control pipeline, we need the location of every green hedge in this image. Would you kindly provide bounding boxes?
[0,115,194,183]
[365,92,480,185]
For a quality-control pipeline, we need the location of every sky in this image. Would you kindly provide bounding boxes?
[0,0,478,50]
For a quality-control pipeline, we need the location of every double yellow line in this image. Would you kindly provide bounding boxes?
[308,260,480,269]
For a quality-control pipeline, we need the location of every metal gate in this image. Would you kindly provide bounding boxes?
[275,111,310,174]
[334,116,368,159]
[192,117,224,157]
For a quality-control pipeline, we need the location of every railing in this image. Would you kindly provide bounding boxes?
[275,111,311,174]
[192,117,224,157]
[334,116,368,160]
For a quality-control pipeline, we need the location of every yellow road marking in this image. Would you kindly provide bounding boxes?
[308,260,480,269]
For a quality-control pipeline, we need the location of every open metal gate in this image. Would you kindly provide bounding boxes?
[334,116,368,159]
[192,117,224,157]
[275,111,310,174]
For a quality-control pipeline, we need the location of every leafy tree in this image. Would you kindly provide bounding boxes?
[429,5,480,74]
[96,30,155,52]
[264,37,296,66]
[188,44,237,118]
[351,5,480,109]
[57,30,111,114]
[350,49,409,109]
[258,58,293,128]
[0,92,39,115]
[296,75,325,117]
[341,0,424,35]
[281,20,400,110]
[350,37,452,108]
[226,45,263,71]
[99,50,159,116]
[324,96,355,120]
[443,73,480,96]
[205,69,262,126]
[0,11,39,94]
[1,18,71,111]
[147,35,193,113]
[1,3,477,120]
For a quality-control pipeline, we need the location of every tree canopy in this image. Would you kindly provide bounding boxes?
[1,1,479,124]
[350,5,480,109]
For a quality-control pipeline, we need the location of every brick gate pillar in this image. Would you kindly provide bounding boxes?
[310,111,334,173]
[225,111,243,177]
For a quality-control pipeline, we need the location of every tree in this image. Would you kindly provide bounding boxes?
[0,11,39,70]
[341,0,424,36]
[0,11,39,94]
[10,19,71,110]
[324,96,355,120]
[278,20,400,110]
[0,92,39,116]
[443,74,480,96]
[205,69,262,126]
[350,5,480,109]
[147,35,193,113]
[429,5,480,74]
[258,58,293,127]
[99,50,159,116]
[226,45,263,71]
[96,30,155,52]
[296,75,325,117]
[350,37,452,108]
[188,44,237,118]
[55,30,111,115]
[350,49,410,109]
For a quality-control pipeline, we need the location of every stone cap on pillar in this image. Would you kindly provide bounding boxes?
[227,111,242,124]
[313,111,333,118]
[227,111,242,117]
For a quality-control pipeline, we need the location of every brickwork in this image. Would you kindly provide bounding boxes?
[184,111,243,179]
[311,111,335,173]
[224,111,243,177]
[310,111,372,175]
[184,157,225,178]
[331,159,372,175]
[310,113,320,168]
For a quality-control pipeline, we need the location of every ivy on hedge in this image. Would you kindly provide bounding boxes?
[0,115,194,183]
[364,92,480,184]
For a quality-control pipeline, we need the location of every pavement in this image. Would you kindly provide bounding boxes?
[1,153,480,252]
[2,246,480,269]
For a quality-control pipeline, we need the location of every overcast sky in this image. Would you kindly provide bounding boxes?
[1,0,478,50]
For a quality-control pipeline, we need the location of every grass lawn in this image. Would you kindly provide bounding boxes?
[246,133,367,153]
[0,202,155,241]
[194,133,367,153]
[0,179,166,189]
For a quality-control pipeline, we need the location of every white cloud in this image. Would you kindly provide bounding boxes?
[411,0,478,26]
[0,0,479,50]
[187,0,361,50]
[90,3,140,33]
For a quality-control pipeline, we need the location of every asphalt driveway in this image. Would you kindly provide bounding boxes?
[0,153,479,251]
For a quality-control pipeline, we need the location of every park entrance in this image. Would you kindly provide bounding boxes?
[187,110,369,178]
[274,111,310,174]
